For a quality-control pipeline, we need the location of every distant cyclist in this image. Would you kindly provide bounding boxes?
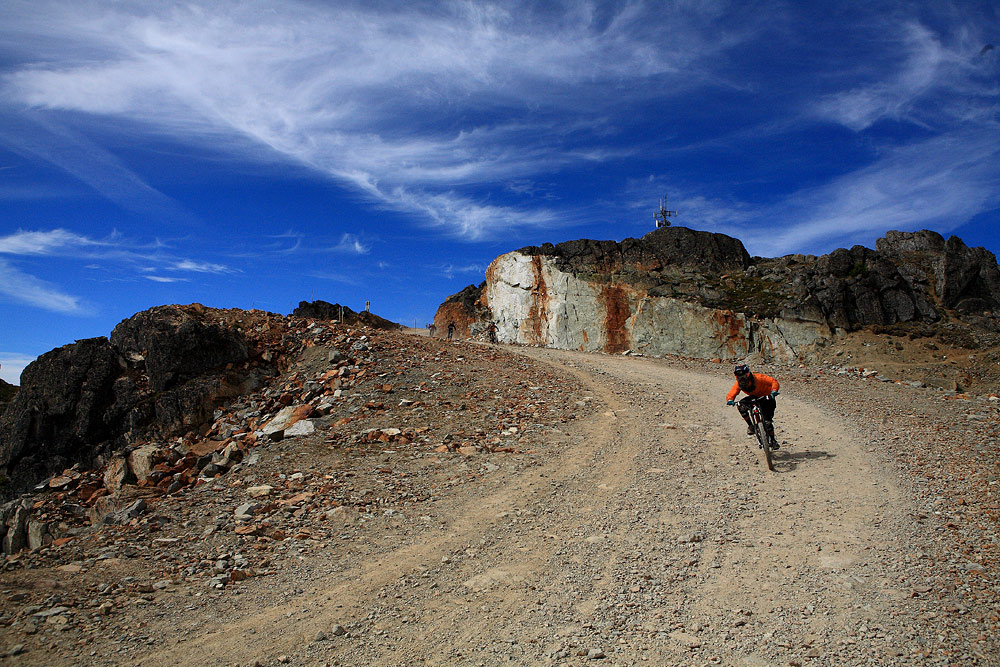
[726,364,781,449]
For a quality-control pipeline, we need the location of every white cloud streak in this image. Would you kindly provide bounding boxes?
[169,259,231,273]
[145,275,189,283]
[0,228,101,255]
[0,258,84,313]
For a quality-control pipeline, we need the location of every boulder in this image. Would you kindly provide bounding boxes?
[103,456,132,492]
[262,404,313,440]
[89,495,147,525]
[1,498,32,554]
[26,520,52,551]
[126,445,161,484]
[285,420,316,437]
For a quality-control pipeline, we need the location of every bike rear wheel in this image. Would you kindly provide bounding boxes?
[756,420,774,470]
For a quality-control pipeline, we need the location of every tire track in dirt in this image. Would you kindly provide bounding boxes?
[141,348,916,666]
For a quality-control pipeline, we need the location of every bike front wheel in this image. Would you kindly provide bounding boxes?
[756,421,774,471]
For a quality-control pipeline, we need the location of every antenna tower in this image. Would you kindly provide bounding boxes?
[654,194,678,228]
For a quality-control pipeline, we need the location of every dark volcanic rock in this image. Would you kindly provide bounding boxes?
[0,338,120,497]
[292,300,400,330]
[0,305,274,499]
[521,226,751,279]
[110,305,248,392]
[876,230,1000,313]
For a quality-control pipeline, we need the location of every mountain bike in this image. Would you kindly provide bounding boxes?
[738,396,776,471]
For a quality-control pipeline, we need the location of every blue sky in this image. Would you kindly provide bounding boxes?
[1,0,998,384]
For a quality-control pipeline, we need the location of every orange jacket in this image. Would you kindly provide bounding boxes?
[727,373,779,401]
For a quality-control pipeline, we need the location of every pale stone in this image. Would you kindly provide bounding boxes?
[284,420,315,437]
[103,456,132,492]
[127,445,160,484]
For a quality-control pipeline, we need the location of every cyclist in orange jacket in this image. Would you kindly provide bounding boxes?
[726,364,780,448]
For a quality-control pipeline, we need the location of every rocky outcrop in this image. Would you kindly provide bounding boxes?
[875,230,1000,314]
[431,283,488,339]
[292,300,400,330]
[435,227,999,362]
[0,305,278,500]
[110,305,249,393]
[480,251,829,360]
[0,338,121,499]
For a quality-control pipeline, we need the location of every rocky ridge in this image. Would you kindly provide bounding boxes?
[291,301,401,331]
[434,227,1000,367]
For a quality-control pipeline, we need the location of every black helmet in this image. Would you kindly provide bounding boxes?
[734,364,751,377]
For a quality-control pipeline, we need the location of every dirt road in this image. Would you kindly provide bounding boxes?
[119,345,971,667]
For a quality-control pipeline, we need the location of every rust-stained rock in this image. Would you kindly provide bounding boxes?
[439,226,999,363]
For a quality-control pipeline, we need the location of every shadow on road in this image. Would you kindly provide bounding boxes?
[772,448,836,472]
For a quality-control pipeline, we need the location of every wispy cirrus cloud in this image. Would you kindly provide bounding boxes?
[0,0,748,239]
[168,259,231,274]
[331,234,370,255]
[0,257,85,313]
[0,227,239,312]
[0,228,104,255]
[439,263,486,280]
[760,131,1000,256]
[145,275,189,283]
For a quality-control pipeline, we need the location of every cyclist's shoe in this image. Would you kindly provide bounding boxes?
[746,425,755,436]
[770,439,780,450]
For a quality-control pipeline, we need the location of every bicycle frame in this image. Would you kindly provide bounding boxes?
[737,396,774,471]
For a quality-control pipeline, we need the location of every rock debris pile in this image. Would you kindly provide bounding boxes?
[0,306,589,663]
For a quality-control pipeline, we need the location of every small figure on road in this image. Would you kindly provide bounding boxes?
[447,321,456,340]
[428,323,436,337]
[726,364,781,448]
[486,321,498,344]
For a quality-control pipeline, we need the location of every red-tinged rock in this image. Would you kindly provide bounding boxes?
[234,525,258,535]
[229,569,251,582]
[269,529,286,541]
[279,492,313,507]
[52,537,75,547]
[77,483,102,502]
[381,384,393,393]
[434,445,449,453]
[457,446,478,455]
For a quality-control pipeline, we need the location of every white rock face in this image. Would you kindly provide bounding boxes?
[483,251,829,362]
